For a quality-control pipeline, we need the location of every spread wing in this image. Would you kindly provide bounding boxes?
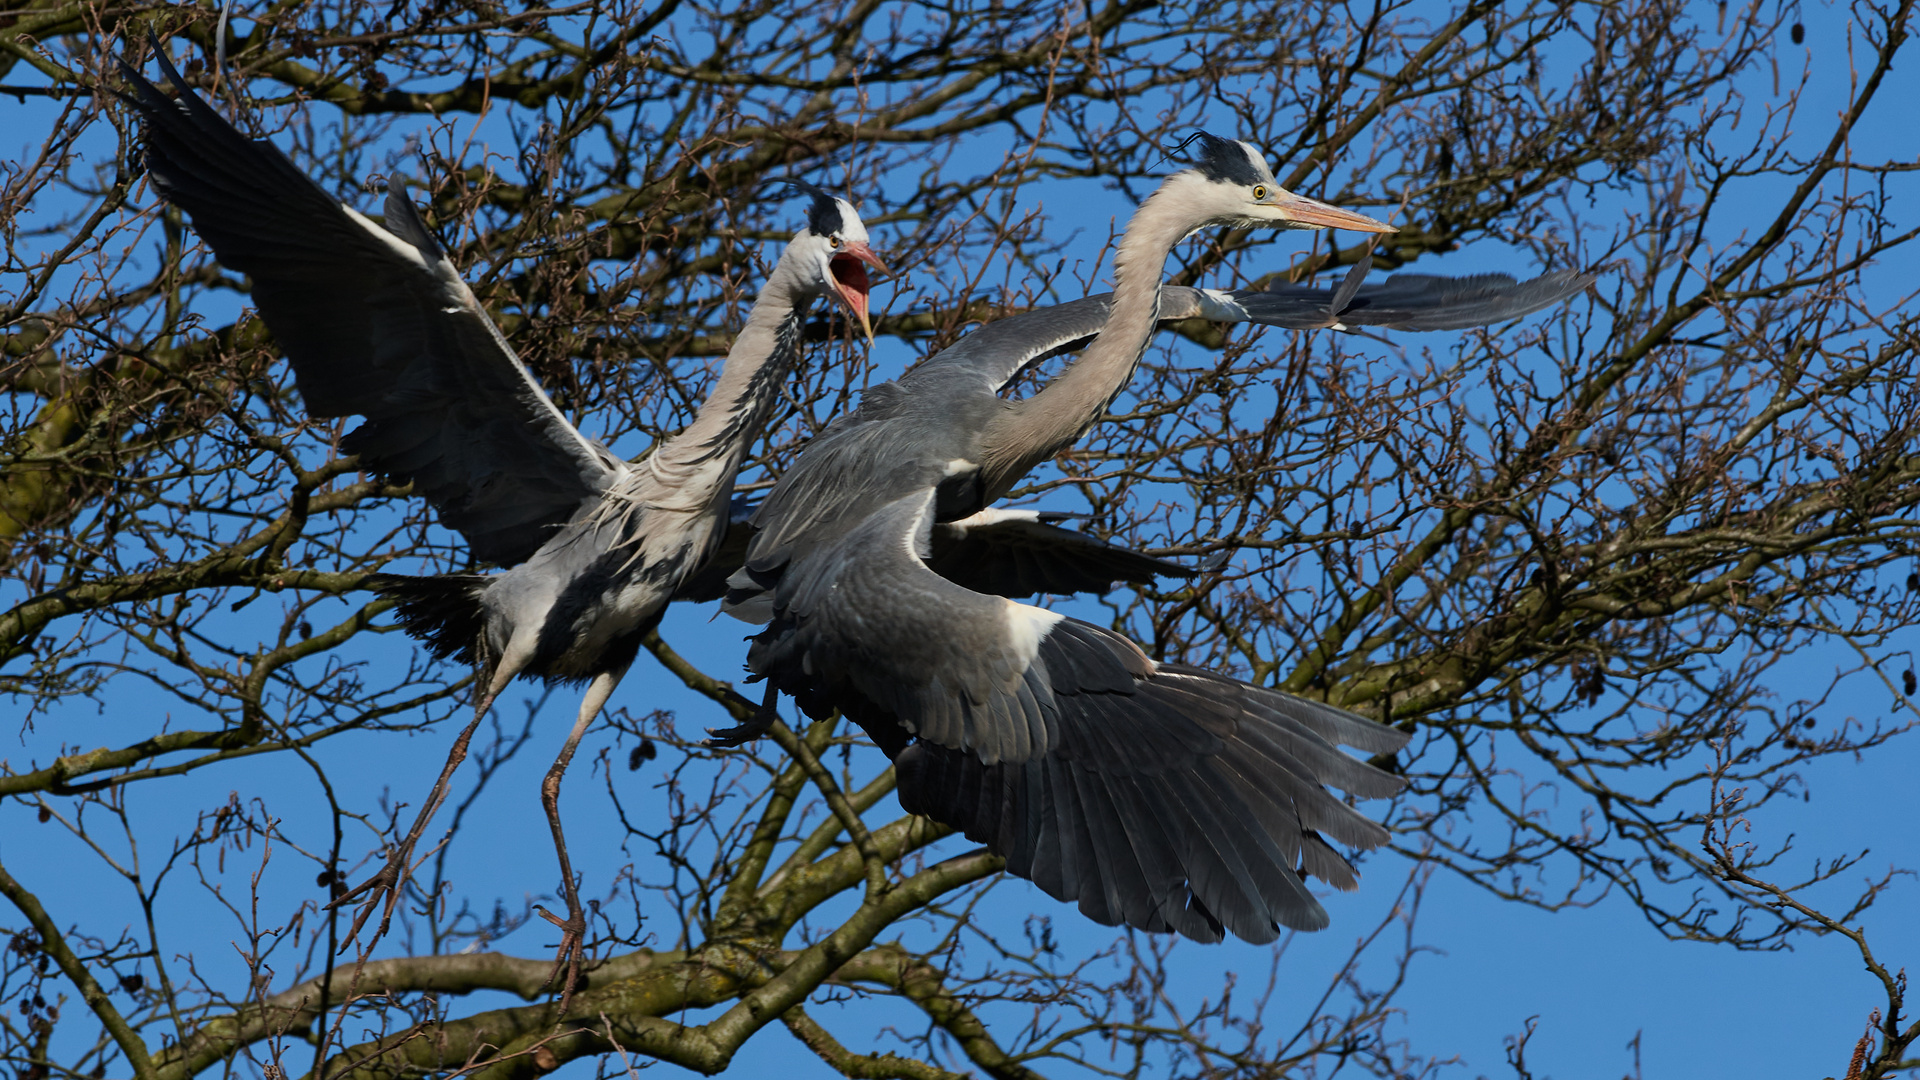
[891,268,1592,397]
[121,54,616,566]
[750,488,1408,943]
[1233,264,1596,331]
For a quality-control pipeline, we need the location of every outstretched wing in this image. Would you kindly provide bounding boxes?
[1232,266,1595,331]
[121,54,616,566]
[890,268,1592,397]
[751,488,1408,943]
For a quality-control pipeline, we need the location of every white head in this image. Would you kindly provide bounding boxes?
[1157,132,1397,235]
[782,183,888,341]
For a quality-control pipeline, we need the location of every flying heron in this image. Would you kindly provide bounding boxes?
[119,50,886,985]
[722,133,1591,941]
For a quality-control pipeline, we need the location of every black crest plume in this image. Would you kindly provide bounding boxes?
[777,180,846,236]
[1171,131,1267,186]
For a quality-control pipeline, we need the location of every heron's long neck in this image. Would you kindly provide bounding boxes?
[642,262,812,506]
[981,191,1194,498]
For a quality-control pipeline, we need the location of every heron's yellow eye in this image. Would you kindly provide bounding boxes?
[1252,185,1269,201]
[829,236,842,249]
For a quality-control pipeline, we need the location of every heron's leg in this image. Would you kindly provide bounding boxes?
[329,707,488,948]
[703,681,781,748]
[537,663,624,1010]
[720,685,762,716]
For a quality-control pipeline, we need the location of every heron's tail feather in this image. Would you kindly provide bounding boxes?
[367,573,490,665]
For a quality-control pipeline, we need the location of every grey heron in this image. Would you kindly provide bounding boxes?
[723,133,1590,941]
[119,52,886,981]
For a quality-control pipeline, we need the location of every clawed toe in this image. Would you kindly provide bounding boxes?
[327,852,412,947]
[702,718,772,748]
[703,683,781,747]
[536,903,589,1010]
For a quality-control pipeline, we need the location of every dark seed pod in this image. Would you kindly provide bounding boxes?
[627,740,657,770]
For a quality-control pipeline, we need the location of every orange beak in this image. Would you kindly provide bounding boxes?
[1270,191,1397,233]
[829,240,889,342]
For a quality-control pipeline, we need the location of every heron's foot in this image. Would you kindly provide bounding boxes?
[325,843,416,949]
[536,902,588,1012]
[702,714,775,748]
[704,684,780,748]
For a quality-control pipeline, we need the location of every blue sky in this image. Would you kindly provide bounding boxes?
[4,3,1919,1078]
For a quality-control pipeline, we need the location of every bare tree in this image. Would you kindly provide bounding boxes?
[4,0,1917,1077]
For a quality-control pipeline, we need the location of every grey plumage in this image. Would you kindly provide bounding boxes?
[749,488,1406,942]
[670,496,763,604]
[1236,259,1595,331]
[118,47,886,979]
[724,277,1587,613]
[727,134,1589,942]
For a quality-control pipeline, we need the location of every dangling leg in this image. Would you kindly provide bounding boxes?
[330,707,486,947]
[332,643,531,950]
[702,681,781,748]
[537,663,626,1009]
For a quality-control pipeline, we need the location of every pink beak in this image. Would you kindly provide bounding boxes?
[829,240,889,342]
[1270,191,1397,233]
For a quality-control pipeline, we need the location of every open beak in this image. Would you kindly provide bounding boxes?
[1270,191,1397,233]
[829,240,889,343]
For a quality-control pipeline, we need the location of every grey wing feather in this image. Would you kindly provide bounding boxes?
[892,286,1262,394]
[1232,268,1594,331]
[927,510,1197,598]
[898,295,1122,395]
[120,55,614,566]
[750,488,1409,943]
[889,287,1259,395]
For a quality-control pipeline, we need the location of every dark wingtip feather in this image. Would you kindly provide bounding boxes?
[382,180,446,260]
[113,38,189,127]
